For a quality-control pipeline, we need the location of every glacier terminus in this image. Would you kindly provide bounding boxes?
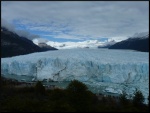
[1,49,149,103]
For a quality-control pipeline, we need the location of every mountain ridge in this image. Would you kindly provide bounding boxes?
[1,27,57,58]
[109,32,149,52]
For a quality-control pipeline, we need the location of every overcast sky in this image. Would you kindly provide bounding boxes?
[1,1,149,42]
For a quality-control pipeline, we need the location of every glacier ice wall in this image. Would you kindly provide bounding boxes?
[1,49,149,101]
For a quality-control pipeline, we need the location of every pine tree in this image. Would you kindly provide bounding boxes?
[132,89,144,106]
[35,81,45,95]
[119,91,128,105]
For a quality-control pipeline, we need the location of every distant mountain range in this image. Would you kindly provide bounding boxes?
[33,38,116,49]
[1,27,57,58]
[33,32,149,52]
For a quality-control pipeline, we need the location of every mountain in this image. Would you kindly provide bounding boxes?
[32,38,57,50]
[1,27,57,58]
[109,32,149,52]
[38,42,57,51]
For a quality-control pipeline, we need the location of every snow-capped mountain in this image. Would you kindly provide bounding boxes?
[46,40,103,49]
[33,38,116,49]
[109,32,149,52]
[32,38,58,50]
[1,49,149,102]
[32,38,49,45]
[1,27,57,58]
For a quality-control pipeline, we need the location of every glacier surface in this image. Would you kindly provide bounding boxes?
[1,49,149,102]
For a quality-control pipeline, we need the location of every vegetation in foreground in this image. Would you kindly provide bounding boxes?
[0,77,149,112]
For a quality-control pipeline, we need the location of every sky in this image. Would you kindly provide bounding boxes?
[1,1,149,42]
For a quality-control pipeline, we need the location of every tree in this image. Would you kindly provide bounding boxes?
[119,91,129,105]
[132,89,144,106]
[35,81,45,95]
[66,80,95,111]
[66,80,88,93]
[148,95,149,106]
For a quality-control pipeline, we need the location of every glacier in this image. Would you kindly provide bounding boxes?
[1,49,149,103]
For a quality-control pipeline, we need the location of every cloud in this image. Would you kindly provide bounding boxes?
[1,18,16,32]
[1,18,40,40]
[1,1,149,41]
